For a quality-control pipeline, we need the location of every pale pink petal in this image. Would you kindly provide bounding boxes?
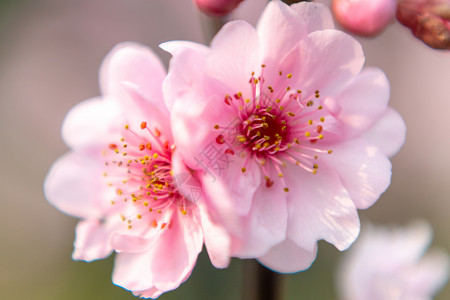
[285,164,360,251]
[322,139,392,209]
[201,158,261,218]
[292,30,365,97]
[161,43,209,111]
[256,1,308,61]
[333,67,390,139]
[72,219,113,262]
[362,107,406,157]
[198,200,231,268]
[132,287,163,299]
[206,20,261,97]
[100,42,166,106]
[62,97,122,149]
[257,239,317,273]
[113,250,154,292]
[231,178,288,258]
[44,150,112,219]
[290,2,335,32]
[151,211,203,292]
[111,232,160,254]
[169,92,236,169]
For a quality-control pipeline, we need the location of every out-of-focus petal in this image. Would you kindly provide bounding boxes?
[72,219,114,261]
[362,107,406,157]
[258,239,317,273]
[62,97,122,149]
[44,150,112,219]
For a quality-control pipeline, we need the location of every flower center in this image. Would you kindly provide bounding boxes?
[213,65,332,192]
[239,106,289,155]
[103,122,187,231]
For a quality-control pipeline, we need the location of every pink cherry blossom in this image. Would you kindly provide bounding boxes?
[194,0,245,16]
[332,0,397,36]
[44,43,230,298]
[162,0,406,273]
[337,221,449,300]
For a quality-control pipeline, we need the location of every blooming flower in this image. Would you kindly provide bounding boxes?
[332,0,397,36]
[397,0,450,50]
[162,0,406,273]
[337,221,449,300]
[44,43,230,298]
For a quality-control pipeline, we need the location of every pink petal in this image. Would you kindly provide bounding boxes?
[362,107,406,157]
[256,1,308,62]
[198,200,231,268]
[169,92,236,169]
[44,150,111,219]
[334,67,390,139]
[292,30,365,97]
[257,239,317,273]
[161,42,209,111]
[231,179,288,258]
[113,251,155,292]
[206,20,261,97]
[285,164,360,251]
[111,232,160,254]
[72,219,114,262]
[322,139,392,209]
[132,287,163,299]
[62,97,122,149]
[200,158,261,218]
[290,2,335,33]
[100,42,166,106]
[151,211,203,292]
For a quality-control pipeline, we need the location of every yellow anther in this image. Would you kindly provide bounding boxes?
[241,167,246,173]
[328,150,333,154]
[312,170,317,175]
[308,120,313,125]
[284,187,289,192]
[313,164,319,169]
[137,214,142,219]
[287,73,292,78]
[318,134,324,139]
[318,105,323,110]
[264,135,270,141]
[214,124,220,129]
[278,173,283,178]
[181,210,187,215]
[143,201,149,206]
[320,117,325,122]
[153,153,159,159]
[279,106,284,111]
[124,124,129,129]
[305,132,311,137]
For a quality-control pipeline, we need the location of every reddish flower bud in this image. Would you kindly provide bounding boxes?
[194,0,245,16]
[332,0,396,36]
[397,0,450,50]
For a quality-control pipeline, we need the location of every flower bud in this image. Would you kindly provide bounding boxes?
[193,0,245,16]
[332,0,396,36]
[397,0,450,50]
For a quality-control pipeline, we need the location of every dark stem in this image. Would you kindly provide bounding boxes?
[242,260,284,300]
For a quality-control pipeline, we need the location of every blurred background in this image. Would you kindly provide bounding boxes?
[0,0,448,299]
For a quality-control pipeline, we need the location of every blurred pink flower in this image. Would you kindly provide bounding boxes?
[332,0,396,36]
[44,43,230,298]
[337,221,449,300]
[397,0,450,50]
[162,0,406,273]
[194,0,245,16]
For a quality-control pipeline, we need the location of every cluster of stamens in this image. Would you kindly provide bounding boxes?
[213,65,332,192]
[103,122,187,231]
